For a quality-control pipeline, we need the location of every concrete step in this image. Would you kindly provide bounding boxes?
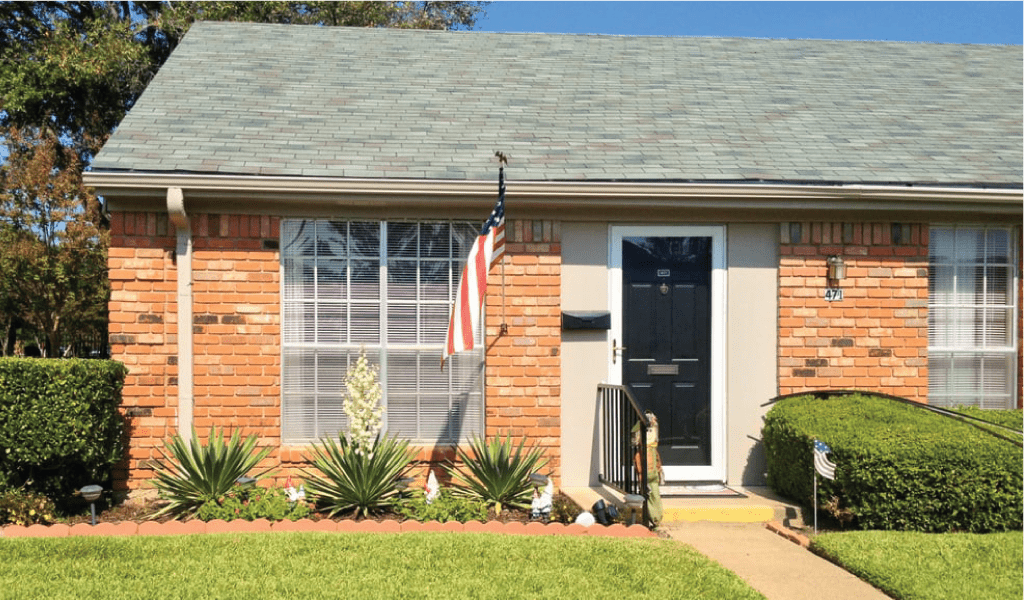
[563,485,806,526]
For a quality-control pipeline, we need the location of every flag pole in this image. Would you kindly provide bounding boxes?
[813,466,818,535]
[495,152,509,336]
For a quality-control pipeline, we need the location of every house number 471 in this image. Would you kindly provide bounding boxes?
[824,288,844,301]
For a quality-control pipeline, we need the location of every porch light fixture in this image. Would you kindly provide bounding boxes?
[826,256,847,284]
[80,485,103,526]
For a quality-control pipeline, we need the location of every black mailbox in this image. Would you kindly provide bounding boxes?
[561,311,611,330]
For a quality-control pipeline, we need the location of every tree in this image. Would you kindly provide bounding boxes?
[0,1,487,356]
[0,126,108,357]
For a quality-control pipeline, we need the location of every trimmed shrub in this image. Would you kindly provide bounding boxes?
[950,406,1023,431]
[763,393,1023,533]
[0,358,128,506]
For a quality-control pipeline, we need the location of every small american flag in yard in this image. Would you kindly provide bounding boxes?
[443,165,505,363]
[813,439,836,480]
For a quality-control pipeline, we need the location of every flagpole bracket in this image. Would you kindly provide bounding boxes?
[499,323,508,335]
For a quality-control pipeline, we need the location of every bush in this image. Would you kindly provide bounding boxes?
[151,428,273,519]
[195,484,312,522]
[446,433,547,514]
[0,487,58,526]
[950,406,1023,430]
[762,393,1023,532]
[0,358,127,506]
[304,433,414,518]
[394,488,489,523]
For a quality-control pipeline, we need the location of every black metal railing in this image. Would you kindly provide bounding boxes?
[597,383,650,527]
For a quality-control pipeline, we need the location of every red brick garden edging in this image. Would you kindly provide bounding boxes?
[1,519,656,539]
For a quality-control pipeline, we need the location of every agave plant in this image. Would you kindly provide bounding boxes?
[447,433,548,514]
[303,433,414,518]
[151,427,272,519]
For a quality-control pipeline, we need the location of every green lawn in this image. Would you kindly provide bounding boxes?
[812,530,1023,600]
[0,532,765,600]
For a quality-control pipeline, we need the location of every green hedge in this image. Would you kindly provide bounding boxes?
[0,358,128,505]
[951,406,1023,430]
[763,393,1023,533]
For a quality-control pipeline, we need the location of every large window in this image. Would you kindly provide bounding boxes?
[928,226,1018,409]
[281,220,484,444]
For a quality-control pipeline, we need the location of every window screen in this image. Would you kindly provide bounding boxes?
[928,226,1018,409]
[281,220,484,443]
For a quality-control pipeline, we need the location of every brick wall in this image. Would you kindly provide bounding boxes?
[191,215,283,478]
[109,212,284,491]
[484,220,562,481]
[108,212,177,492]
[110,212,564,492]
[778,222,929,402]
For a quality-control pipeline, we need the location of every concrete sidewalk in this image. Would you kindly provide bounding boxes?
[662,522,890,600]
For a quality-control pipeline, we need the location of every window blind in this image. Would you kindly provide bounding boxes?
[281,220,484,444]
[928,226,1018,409]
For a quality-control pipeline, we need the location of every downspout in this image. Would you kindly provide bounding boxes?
[167,187,194,443]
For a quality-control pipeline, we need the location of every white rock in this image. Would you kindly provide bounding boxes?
[575,511,596,527]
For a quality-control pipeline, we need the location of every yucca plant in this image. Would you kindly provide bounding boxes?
[303,433,414,518]
[151,427,272,519]
[447,433,548,514]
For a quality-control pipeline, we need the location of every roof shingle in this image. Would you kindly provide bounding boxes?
[91,22,1023,186]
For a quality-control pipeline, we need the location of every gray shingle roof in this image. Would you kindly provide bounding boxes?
[91,21,1022,186]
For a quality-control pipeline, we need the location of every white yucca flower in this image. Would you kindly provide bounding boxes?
[343,350,383,455]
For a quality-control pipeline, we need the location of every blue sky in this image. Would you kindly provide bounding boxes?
[475,1,1023,45]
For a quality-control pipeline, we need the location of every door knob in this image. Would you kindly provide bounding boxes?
[612,339,627,364]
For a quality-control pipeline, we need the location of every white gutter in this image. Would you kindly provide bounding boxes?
[166,187,194,443]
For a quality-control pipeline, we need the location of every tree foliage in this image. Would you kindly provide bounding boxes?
[0,1,487,356]
[0,126,108,356]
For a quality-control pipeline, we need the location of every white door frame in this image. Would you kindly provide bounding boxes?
[608,225,727,482]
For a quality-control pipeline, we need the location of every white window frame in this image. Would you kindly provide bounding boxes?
[928,224,1019,409]
[280,219,485,445]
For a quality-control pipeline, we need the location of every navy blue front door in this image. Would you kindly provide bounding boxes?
[622,236,712,468]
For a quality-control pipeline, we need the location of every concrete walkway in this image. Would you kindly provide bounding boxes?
[662,522,891,600]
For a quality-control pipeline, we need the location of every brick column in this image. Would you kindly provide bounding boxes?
[191,215,282,475]
[108,212,178,492]
[778,222,929,402]
[485,220,562,481]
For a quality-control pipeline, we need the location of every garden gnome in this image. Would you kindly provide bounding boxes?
[530,477,553,520]
[633,412,664,526]
[425,469,440,504]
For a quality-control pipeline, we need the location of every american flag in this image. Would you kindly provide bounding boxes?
[443,167,505,363]
[813,439,836,480]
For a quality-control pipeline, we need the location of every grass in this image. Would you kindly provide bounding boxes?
[0,532,766,600]
[812,530,1023,600]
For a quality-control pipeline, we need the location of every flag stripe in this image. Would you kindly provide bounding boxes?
[813,439,836,480]
[444,167,506,362]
